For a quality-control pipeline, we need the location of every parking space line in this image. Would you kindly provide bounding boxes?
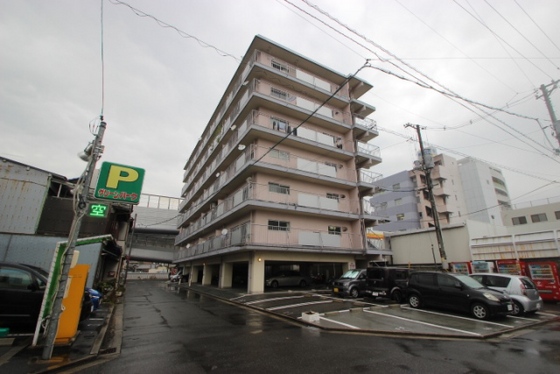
[267,300,333,311]
[317,316,360,329]
[399,306,513,328]
[245,295,305,305]
[363,309,482,336]
[313,294,390,308]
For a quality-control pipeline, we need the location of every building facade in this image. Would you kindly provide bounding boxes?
[175,35,388,293]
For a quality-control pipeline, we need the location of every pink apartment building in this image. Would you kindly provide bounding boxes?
[175,35,387,293]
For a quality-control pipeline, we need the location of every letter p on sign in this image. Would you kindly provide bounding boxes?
[95,162,145,204]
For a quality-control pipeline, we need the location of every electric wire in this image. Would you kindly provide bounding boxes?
[394,0,517,93]
[483,0,559,71]
[109,0,241,62]
[515,0,560,55]
[295,0,541,121]
[456,0,553,80]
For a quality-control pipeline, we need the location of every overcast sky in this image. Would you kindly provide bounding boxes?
[1,0,559,207]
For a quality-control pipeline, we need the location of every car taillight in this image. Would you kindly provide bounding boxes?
[520,282,527,296]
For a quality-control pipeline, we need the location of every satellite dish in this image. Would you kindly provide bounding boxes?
[221,229,228,236]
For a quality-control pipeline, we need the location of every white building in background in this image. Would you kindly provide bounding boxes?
[458,157,510,226]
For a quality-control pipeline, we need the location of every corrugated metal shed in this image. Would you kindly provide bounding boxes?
[0,158,61,234]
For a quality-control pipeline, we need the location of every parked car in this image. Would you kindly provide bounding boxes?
[406,271,513,320]
[366,267,410,302]
[265,271,312,288]
[332,267,410,301]
[332,269,369,298]
[0,261,97,327]
[0,262,48,325]
[469,273,543,316]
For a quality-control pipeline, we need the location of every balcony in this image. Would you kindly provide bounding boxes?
[355,142,382,168]
[353,116,378,142]
[175,222,368,262]
[176,181,360,244]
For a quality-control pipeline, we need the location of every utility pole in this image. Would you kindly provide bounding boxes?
[404,123,448,270]
[537,80,560,154]
[42,120,106,360]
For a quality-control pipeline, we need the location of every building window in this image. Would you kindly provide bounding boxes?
[270,149,290,161]
[512,216,527,225]
[395,198,402,206]
[555,211,560,220]
[325,161,338,171]
[272,117,288,132]
[396,213,405,221]
[328,226,341,235]
[272,60,289,73]
[269,182,290,195]
[392,183,400,191]
[326,193,340,201]
[268,220,290,231]
[531,213,548,223]
[271,87,288,100]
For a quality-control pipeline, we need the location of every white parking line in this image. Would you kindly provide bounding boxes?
[267,300,333,311]
[245,295,305,305]
[363,309,483,336]
[317,316,360,329]
[399,306,514,327]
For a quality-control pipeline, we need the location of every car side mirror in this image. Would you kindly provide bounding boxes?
[27,281,40,291]
[454,281,462,289]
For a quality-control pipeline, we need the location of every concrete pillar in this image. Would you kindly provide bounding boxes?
[189,266,199,285]
[202,264,213,285]
[247,253,265,294]
[220,262,233,288]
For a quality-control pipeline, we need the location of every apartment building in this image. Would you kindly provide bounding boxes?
[458,157,510,225]
[174,35,386,293]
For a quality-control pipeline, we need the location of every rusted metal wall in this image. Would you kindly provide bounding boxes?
[0,159,50,234]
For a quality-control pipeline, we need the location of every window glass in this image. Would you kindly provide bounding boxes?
[0,268,33,289]
[437,274,457,287]
[328,226,341,235]
[269,182,290,195]
[487,276,510,287]
[531,213,548,223]
[268,220,290,231]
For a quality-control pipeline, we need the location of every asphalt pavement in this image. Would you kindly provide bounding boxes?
[1,281,559,373]
[0,299,120,374]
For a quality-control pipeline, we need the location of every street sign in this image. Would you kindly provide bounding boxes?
[95,162,145,204]
[88,203,108,217]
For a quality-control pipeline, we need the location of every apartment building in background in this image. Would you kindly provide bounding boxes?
[174,35,387,293]
[370,150,513,232]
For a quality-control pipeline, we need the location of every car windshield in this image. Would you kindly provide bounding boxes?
[339,270,362,280]
[453,274,485,289]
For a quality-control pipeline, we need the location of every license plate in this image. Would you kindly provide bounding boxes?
[371,292,378,296]
[507,304,513,311]
[537,302,542,310]
[333,288,339,293]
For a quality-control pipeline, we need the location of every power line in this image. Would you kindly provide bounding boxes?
[514,0,560,55]
[109,0,241,62]
[483,0,559,71]
[292,0,543,122]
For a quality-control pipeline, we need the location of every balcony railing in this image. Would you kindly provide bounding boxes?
[356,142,381,159]
[176,181,360,242]
[175,222,366,262]
[354,116,377,132]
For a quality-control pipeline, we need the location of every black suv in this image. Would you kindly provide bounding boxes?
[406,271,513,320]
[331,267,409,302]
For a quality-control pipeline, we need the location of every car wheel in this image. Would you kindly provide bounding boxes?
[471,302,490,320]
[511,300,524,316]
[271,280,279,288]
[408,294,421,308]
[349,287,359,298]
[392,289,403,303]
[299,280,307,287]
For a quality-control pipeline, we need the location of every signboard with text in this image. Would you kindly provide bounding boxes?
[94,162,145,204]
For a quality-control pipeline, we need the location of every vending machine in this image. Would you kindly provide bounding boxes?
[521,260,560,302]
[496,259,522,275]
[450,262,472,274]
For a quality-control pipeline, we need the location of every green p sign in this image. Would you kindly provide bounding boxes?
[95,162,145,204]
